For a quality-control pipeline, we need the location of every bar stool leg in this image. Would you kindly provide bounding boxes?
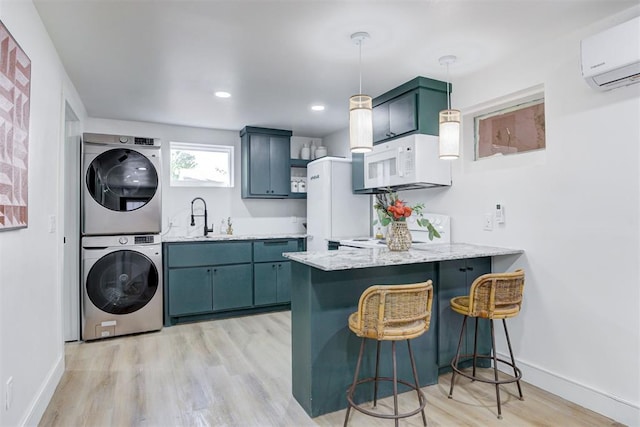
[503,319,524,400]
[373,340,382,407]
[407,340,428,427]
[344,337,366,427]
[472,317,480,378]
[490,320,503,419]
[392,341,399,427]
[449,315,468,398]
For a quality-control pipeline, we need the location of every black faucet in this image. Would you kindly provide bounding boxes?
[190,197,213,236]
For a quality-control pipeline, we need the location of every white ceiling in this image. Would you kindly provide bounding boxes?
[34,0,635,138]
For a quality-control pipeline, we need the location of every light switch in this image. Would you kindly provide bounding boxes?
[484,214,493,231]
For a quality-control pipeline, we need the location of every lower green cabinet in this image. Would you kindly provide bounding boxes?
[168,264,253,316]
[212,264,253,311]
[164,238,303,325]
[168,267,213,316]
[254,262,291,305]
[437,257,491,372]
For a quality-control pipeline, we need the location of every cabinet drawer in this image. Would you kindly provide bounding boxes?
[253,239,300,262]
[167,241,252,267]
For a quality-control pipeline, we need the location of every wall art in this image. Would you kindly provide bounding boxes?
[0,20,30,231]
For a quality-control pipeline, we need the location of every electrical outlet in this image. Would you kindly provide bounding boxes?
[5,377,13,410]
[483,214,493,231]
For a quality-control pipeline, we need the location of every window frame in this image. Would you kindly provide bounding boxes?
[473,93,546,160]
[169,141,234,188]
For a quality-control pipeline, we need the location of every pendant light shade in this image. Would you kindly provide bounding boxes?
[349,32,372,153]
[439,109,461,159]
[350,94,373,153]
[438,55,460,159]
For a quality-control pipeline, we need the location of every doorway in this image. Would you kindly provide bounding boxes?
[62,102,81,341]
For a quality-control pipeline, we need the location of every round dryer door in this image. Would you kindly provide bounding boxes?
[86,148,159,212]
[86,250,159,315]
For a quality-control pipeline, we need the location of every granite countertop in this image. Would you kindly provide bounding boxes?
[282,243,523,271]
[163,233,307,243]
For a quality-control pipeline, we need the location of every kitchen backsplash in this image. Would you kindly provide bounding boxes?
[164,210,307,238]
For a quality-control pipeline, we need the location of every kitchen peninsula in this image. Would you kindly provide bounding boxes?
[283,243,523,417]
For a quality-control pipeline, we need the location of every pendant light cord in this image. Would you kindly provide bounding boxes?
[358,39,363,95]
[446,62,451,110]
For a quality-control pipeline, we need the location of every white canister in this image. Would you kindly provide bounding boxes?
[298,180,306,193]
[315,146,327,158]
[300,144,310,160]
[291,180,299,193]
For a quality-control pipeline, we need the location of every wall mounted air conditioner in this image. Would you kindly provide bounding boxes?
[581,16,640,91]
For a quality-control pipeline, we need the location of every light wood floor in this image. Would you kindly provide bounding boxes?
[40,311,622,427]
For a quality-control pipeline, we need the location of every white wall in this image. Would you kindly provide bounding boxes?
[323,127,351,159]
[403,8,640,426]
[0,1,86,426]
[85,118,307,237]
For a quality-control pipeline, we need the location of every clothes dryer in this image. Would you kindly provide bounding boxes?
[82,133,161,235]
[81,234,162,340]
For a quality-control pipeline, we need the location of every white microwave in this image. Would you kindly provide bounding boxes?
[363,134,452,191]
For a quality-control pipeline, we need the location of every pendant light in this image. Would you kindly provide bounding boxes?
[349,32,373,153]
[438,55,460,159]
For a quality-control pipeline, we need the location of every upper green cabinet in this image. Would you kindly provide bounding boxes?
[373,91,418,143]
[371,76,449,145]
[241,126,293,198]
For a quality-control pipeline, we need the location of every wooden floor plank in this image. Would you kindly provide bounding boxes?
[39,311,622,427]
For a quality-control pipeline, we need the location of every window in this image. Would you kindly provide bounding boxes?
[475,98,545,159]
[170,142,234,187]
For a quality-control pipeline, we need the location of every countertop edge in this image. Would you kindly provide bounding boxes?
[282,243,523,271]
[163,234,308,243]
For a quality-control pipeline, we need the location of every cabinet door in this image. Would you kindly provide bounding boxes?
[168,267,212,316]
[437,258,491,369]
[268,136,290,196]
[373,102,390,143]
[212,264,253,311]
[388,92,417,137]
[249,134,271,195]
[254,263,278,306]
[276,262,292,303]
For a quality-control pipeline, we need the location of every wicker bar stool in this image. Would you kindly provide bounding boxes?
[343,281,434,427]
[448,269,525,419]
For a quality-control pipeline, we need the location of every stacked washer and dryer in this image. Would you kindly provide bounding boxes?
[81,133,163,340]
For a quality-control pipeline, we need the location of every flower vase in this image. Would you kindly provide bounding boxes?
[387,221,412,251]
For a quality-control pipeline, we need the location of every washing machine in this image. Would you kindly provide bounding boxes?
[82,132,161,235]
[82,234,163,341]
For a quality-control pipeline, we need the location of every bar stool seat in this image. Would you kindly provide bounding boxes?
[448,269,525,419]
[343,281,434,427]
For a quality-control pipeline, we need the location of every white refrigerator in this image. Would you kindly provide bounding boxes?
[306,157,371,251]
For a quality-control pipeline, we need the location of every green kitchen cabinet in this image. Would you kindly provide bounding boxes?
[168,266,212,316]
[254,262,292,305]
[211,264,253,311]
[240,126,292,198]
[168,264,252,316]
[164,241,254,325]
[253,239,302,305]
[373,91,418,143]
[437,257,492,373]
[164,238,305,325]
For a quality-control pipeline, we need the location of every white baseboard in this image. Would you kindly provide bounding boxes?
[497,351,640,427]
[21,354,64,426]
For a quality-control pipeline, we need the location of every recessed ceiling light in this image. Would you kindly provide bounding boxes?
[215,91,231,98]
[311,105,325,111]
